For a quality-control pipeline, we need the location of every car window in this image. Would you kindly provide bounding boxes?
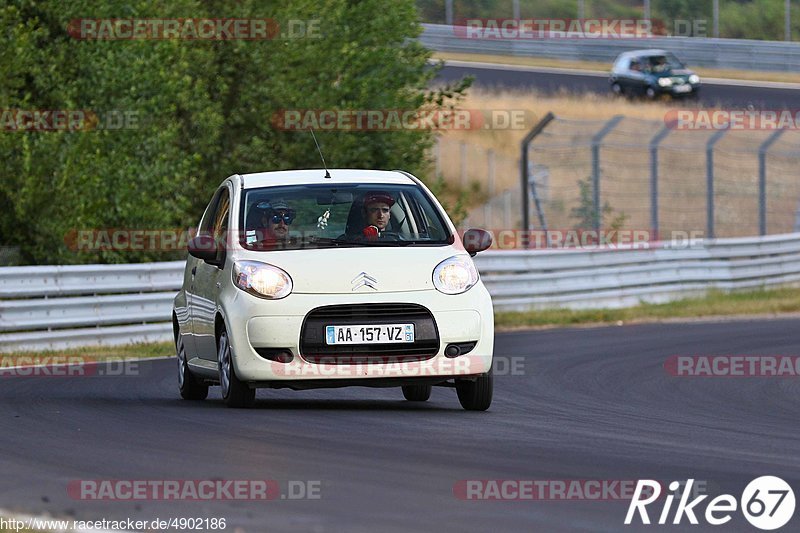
[213,190,230,241]
[613,56,629,72]
[646,53,684,72]
[238,182,454,250]
[197,190,221,234]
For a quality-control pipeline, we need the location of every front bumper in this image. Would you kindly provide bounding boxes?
[220,285,494,383]
[657,83,698,95]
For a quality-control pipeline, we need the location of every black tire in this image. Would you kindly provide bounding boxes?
[456,370,493,411]
[402,384,432,402]
[611,82,623,97]
[645,86,657,100]
[176,335,208,401]
[218,329,255,408]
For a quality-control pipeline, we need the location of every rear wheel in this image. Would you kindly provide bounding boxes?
[611,82,623,96]
[176,335,208,401]
[402,384,432,402]
[456,370,493,411]
[218,329,255,408]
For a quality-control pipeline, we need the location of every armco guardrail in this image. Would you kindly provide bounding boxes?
[479,233,800,311]
[0,262,185,353]
[421,23,800,72]
[2,234,800,352]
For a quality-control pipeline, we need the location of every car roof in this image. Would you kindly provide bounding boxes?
[238,169,417,189]
[617,49,669,58]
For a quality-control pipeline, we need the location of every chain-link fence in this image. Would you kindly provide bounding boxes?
[433,138,522,229]
[434,115,800,239]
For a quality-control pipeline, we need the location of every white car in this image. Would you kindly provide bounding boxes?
[172,169,494,409]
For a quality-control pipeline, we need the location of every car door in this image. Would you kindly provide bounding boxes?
[192,185,232,361]
[627,57,648,94]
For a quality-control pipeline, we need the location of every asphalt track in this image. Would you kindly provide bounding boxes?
[438,61,800,109]
[2,318,799,532]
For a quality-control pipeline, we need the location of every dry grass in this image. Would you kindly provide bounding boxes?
[438,86,675,161]
[434,87,800,236]
[496,287,800,329]
[434,51,800,84]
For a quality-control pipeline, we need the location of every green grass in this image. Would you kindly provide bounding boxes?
[0,341,174,362]
[495,287,800,329]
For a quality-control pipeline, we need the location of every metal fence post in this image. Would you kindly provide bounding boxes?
[649,126,671,239]
[706,129,728,239]
[591,115,624,232]
[459,141,467,188]
[758,129,786,235]
[434,136,441,178]
[504,190,512,229]
[488,149,496,196]
[520,112,555,239]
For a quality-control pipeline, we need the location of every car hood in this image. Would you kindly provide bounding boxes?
[233,246,466,294]
[654,69,693,78]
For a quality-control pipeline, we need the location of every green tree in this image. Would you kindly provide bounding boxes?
[0,0,469,264]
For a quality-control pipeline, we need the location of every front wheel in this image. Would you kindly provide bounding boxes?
[402,384,432,402]
[456,370,493,411]
[218,329,255,408]
[177,335,208,401]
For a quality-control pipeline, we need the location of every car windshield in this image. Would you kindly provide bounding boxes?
[239,182,454,250]
[645,53,684,73]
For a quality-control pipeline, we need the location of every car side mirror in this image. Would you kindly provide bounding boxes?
[188,233,224,266]
[463,228,493,256]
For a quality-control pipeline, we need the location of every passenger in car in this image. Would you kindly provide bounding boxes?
[248,199,295,248]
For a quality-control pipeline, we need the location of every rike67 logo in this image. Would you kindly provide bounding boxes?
[626,477,795,530]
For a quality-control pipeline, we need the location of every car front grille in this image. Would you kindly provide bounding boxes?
[299,303,440,363]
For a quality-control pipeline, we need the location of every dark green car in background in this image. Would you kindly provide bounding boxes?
[610,49,701,99]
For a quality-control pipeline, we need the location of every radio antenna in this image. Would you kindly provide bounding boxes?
[309,128,331,179]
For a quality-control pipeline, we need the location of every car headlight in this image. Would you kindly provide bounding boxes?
[233,260,292,299]
[433,255,479,295]
[658,77,673,87]
[688,74,700,84]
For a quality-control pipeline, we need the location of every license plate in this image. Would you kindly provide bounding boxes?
[673,84,692,93]
[325,324,415,345]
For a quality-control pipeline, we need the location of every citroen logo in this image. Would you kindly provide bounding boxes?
[351,272,378,291]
